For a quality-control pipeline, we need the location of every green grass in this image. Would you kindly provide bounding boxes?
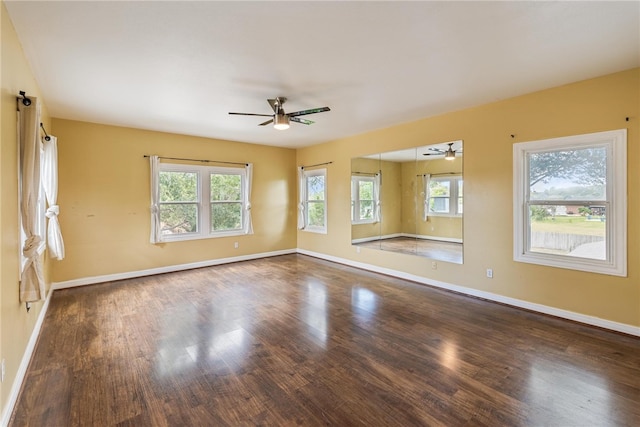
[531,216,605,236]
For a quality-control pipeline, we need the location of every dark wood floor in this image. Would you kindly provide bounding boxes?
[10,254,640,426]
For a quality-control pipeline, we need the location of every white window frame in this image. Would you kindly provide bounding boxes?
[513,129,626,276]
[426,175,463,217]
[351,175,376,224]
[158,163,247,242]
[302,168,327,234]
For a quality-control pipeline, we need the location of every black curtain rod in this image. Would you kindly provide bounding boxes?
[416,172,459,177]
[300,161,333,169]
[18,90,31,107]
[40,123,51,141]
[143,155,248,166]
[352,171,379,176]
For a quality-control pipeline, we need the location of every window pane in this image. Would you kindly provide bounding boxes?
[429,197,449,213]
[160,203,198,234]
[307,176,325,201]
[359,200,374,220]
[529,204,606,260]
[211,202,242,231]
[359,181,373,200]
[211,174,241,201]
[429,180,450,196]
[529,147,606,201]
[308,201,325,227]
[160,172,197,202]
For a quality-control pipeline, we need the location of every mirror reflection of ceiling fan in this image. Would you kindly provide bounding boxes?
[422,142,462,160]
[229,97,330,130]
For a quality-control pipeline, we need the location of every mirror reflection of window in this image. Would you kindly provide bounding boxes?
[350,140,463,264]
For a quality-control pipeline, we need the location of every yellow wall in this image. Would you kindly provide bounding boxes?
[50,119,298,282]
[298,68,639,328]
[0,1,52,416]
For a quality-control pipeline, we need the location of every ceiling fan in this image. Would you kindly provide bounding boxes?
[423,143,462,160]
[229,97,330,130]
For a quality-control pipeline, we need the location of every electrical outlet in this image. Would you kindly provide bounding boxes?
[234,242,239,249]
[356,246,361,254]
[431,261,437,270]
[1,358,5,383]
[486,268,493,278]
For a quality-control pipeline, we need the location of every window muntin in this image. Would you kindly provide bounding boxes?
[303,168,327,233]
[158,163,246,241]
[427,176,462,217]
[513,129,626,276]
[351,176,375,224]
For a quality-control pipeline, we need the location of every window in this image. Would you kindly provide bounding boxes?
[513,129,626,276]
[351,175,377,224]
[157,163,249,242]
[426,176,463,217]
[301,168,327,233]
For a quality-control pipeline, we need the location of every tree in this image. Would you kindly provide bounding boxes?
[530,206,550,221]
[159,171,198,233]
[529,147,606,187]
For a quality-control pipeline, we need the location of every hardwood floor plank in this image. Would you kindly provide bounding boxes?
[10,254,640,426]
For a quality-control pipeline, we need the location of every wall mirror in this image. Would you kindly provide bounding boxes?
[351,141,463,264]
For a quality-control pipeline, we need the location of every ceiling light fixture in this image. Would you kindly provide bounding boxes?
[273,114,290,130]
[444,147,456,160]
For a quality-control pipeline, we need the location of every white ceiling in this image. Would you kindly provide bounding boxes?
[5,1,639,149]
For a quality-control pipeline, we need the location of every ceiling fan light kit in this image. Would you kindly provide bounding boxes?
[273,114,290,130]
[229,97,330,130]
[445,148,456,160]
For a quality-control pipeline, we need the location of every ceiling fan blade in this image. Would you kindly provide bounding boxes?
[287,106,330,117]
[428,148,445,153]
[290,117,314,125]
[258,119,274,126]
[229,112,273,117]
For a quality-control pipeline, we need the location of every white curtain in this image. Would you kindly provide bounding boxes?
[42,135,65,260]
[373,171,381,223]
[149,155,161,243]
[297,166,306,229]
[422,173,431,221]
[243,163,254,234]
[18,97,45,303]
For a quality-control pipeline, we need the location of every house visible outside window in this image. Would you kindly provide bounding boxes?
[157,163,249,242]
[513,129,626,276]
[351,175,376,224]
[301,168,327,233]
[427,176,463,217]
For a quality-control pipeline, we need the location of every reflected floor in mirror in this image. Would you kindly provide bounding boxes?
[355,237,463,263]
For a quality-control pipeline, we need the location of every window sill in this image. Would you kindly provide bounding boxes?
[514,251,626,277]
[160,230,247,243]
[302,227,327,235]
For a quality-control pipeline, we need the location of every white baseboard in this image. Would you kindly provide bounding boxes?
[351,233,402,244]
[297,249,640,337]
[352,233,462,244]
[52,249,296,290]
[401,233,463,244]
[1,291,53,427]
